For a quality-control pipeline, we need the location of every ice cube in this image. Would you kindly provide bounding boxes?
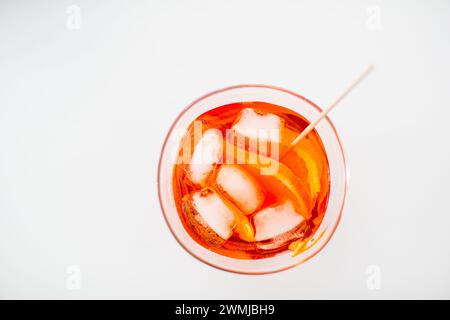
[189,128,223,185]
[253,201,305,242]
[256,226,306,251]
[231,108,284,144]
[216,165,264,214]
[186,189,235,241]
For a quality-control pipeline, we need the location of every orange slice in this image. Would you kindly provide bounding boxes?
[224,140,312,220]
[283,128,326,204]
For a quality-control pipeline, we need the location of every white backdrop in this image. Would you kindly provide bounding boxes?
[1,0,449,299]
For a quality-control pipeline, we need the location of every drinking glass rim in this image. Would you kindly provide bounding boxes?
[157,84,348,275]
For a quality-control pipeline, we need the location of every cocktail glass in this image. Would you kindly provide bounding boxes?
[158,85,347,274]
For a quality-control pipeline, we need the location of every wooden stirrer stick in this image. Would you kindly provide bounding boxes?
[285,65,374,155]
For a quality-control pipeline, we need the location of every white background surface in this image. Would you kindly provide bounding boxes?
[1,0,450,299]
